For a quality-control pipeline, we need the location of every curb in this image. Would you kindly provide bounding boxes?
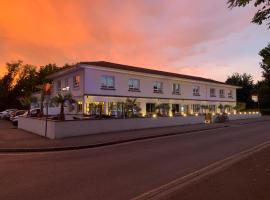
[0,125,230,153]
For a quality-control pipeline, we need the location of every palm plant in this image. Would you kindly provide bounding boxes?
[19,96,38,110]
[124,98,141,117]
[51,93,76,120]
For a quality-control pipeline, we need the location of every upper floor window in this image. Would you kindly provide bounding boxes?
[172,83,181,95]
[73,75,80,88]
[101,75,115,89]
[57,80,61,91]
[64,78,69,87]
[228,90,233,98]
[219,89,225,98]
[193,86,200,96]
[153,81,163,93]
[128,79,140,91]
[210,88,216,97]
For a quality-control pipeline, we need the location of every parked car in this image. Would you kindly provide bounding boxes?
[28,108,41,117]
[10,110,28,126]
[0,109,17,120]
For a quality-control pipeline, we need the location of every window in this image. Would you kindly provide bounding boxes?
[128,79,140,91]
[219,89,225,98]
[77,101,83,113]
[192,104,201,113]
[73,75,80,88]
[210,88,216,97]
[146,103,156,113]
[172,83,181,94]
[101,75,115,89]
[153,81,163,93]
[228,90,233,98]
[64,78,69,87]
[57,80,61,91]
[193,86,200,96]
[172,104,180,113]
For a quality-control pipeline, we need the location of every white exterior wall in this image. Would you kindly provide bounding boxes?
[83,66,237,103]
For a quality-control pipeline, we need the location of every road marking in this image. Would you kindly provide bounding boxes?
[131,140,270,200]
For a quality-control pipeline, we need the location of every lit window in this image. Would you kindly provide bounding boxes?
[101,75,115,89]
[73,75,80,88]
[153,81,163,93]
[128,79,140,91]
[210,88,216,97]
[220,89,225,98]
[193,86,200,96]
[172,83,181,94]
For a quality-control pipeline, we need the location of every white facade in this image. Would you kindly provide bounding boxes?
[48,62,239,116]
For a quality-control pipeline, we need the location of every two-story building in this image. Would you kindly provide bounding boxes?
[47,61,240,116]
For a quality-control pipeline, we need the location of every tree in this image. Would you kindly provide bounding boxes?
[51,93,76,120]
[226,73,255,108]
[259,43,270,83]
[124,98,141,117]
[228,0,270,28]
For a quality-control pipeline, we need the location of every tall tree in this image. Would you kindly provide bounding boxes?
[228,0,270,28]
[259,43,270,83]
[226,73,255,108]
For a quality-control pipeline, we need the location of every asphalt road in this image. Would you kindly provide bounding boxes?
[1,120,270,200]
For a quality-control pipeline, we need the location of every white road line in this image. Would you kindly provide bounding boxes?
[131,140,270,200]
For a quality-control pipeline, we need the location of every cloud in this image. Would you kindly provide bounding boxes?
[0,0,263,80]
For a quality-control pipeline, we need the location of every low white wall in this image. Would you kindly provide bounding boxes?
[18,117,55,139]
[19,116,204,139]
[18,113,261,139]
[228,113,261,121]
[53,116,204,139]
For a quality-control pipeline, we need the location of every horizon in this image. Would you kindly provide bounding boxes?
[0,0,269,82]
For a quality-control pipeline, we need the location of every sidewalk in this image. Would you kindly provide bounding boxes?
[0,116,269,152]
[168,144,270,200]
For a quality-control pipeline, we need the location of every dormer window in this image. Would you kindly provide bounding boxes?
[101,75,115,90]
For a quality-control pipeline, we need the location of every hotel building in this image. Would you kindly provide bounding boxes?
[47,61,240,116]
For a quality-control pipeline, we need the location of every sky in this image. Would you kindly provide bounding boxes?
[0,0,269,82]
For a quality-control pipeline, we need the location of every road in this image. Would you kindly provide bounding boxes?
[0,120,270,200]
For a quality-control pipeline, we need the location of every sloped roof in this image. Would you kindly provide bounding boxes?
[80,61,234,86]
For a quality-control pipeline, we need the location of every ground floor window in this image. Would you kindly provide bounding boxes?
[172,104,180,114]
[86,102,105,115]
[209,105,216,112]
[77,101,83,113]
[192,104,201,113]
[146,103,156,114]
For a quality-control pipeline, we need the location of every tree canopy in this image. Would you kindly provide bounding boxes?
[228,0,270,28]
[0,61,62,111]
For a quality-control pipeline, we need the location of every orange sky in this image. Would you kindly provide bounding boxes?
[0,0,269,81]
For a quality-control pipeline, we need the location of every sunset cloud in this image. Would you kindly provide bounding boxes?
[0,0,268,81]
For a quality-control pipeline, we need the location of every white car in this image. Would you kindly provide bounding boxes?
[10,110,28,126]
[0,109,17,120]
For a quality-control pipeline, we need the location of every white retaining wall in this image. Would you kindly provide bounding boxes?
[18,113,261,139]
[19,116,204,139]
[228,113,261,121]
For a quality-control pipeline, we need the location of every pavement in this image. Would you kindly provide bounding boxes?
[167,144,270,200]
[0,116,269,151]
